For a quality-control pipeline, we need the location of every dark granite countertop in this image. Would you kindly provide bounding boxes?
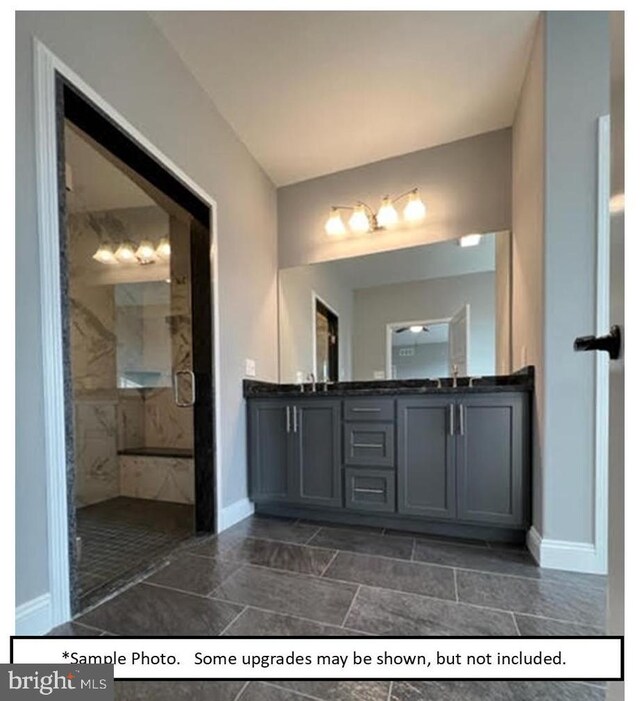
[244,366,534,398]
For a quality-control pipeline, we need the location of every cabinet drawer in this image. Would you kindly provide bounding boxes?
[344,422,395,467]
[344,398,394,422]
[345,468,395,513]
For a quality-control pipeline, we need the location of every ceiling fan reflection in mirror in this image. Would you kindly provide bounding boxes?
[395,325,430,334]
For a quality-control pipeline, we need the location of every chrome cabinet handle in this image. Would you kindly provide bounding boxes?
[449,404,454,436]
[459,404,465,435]
[293,405,298,433]
[351,407,381,413]
[353,487,385,495]
[173,370,195,407]
[286,406,291,433]
[353,443,383,449]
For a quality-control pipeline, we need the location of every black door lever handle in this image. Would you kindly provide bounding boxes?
[574,325,621,359]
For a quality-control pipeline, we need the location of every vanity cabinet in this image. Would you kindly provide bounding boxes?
[248,398,342,508]
[397,393,529,527]
[247,385,531,539]
[397,397,457,519]
[455,394,528,527]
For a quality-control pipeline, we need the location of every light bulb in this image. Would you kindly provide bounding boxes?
[325,209,346,236]
[136,240,158,265]
[156,237,171,260]
[92,243,117,265]
[458,234,482,247]
[349,205,371,234]
[410,325,423,333]
[377,197,398,228]
[114,241,137,264]
[403,190,427,222]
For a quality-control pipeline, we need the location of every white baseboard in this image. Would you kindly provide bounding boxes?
[526,527,606,574]
[16,593,52,635]
[218,498,254,532]
[526,526,542,565]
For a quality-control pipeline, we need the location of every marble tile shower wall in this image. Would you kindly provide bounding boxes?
[68,210,193,506]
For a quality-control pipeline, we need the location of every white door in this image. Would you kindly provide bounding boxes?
[607,12,624,701]
[448,304,470,376]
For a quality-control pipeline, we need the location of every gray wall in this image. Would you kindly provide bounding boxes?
[512,12,609,547]
[278,129,512,268]
[542,12,609,544]
[392,343,449,379]
[16,11,278,606]
[353,272,496,380]
[279,264,353,383]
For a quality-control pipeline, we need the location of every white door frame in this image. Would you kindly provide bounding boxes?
[32,39,222,629]
[385,317,452,380]
[593,114,610,574]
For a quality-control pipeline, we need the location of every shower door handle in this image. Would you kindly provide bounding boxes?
[173,370,196,407]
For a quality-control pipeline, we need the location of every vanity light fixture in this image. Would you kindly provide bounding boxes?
[93,237,172,266]
[114,241,137,264]
[156,237,171,260]
[92,243,118,265]
[458,233,482,248]
[324,188,427,236]
[136,240,158,265]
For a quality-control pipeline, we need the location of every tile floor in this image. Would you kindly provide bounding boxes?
[53,514,608,700]
[76,497,193,609]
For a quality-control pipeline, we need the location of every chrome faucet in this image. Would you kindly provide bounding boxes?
[452,365,459,388]
[307,372,316,393]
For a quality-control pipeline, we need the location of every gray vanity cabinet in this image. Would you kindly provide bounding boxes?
[248,398,342,508]
[456,393,528,527]
[397,393,529,527]
[397,397,457,519]
[289,399,342,508]
[248,400,289,502]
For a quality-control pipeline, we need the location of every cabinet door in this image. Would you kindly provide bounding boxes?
[248,400,290,502]
[456,393,528,527]
[290,399,342,507]
[397,397,456,519]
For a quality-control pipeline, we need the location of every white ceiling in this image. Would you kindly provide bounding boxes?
[324,232,496,290]
[152,11,538,186]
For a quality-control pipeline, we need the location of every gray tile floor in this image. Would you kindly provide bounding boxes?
[53,514,608,700]
[76,497,193,609]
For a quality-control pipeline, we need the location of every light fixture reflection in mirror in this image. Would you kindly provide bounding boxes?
[136,240,158,265]
[458,233,482,248]
[156,237,171,260]
[92,243,118,265]
[93,237,172,266]
[114,241,137,263]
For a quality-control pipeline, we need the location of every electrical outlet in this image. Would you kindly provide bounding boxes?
[245,358,256,377]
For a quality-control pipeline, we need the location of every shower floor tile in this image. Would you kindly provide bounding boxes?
[76,497,193,610]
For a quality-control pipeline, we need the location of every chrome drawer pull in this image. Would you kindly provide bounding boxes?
[352,443,383,449]
[353,487,385,495]
[351,407,381,413]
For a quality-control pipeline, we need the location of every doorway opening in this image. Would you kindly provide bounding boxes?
[314,296,339,382]
[58,80,216,612]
